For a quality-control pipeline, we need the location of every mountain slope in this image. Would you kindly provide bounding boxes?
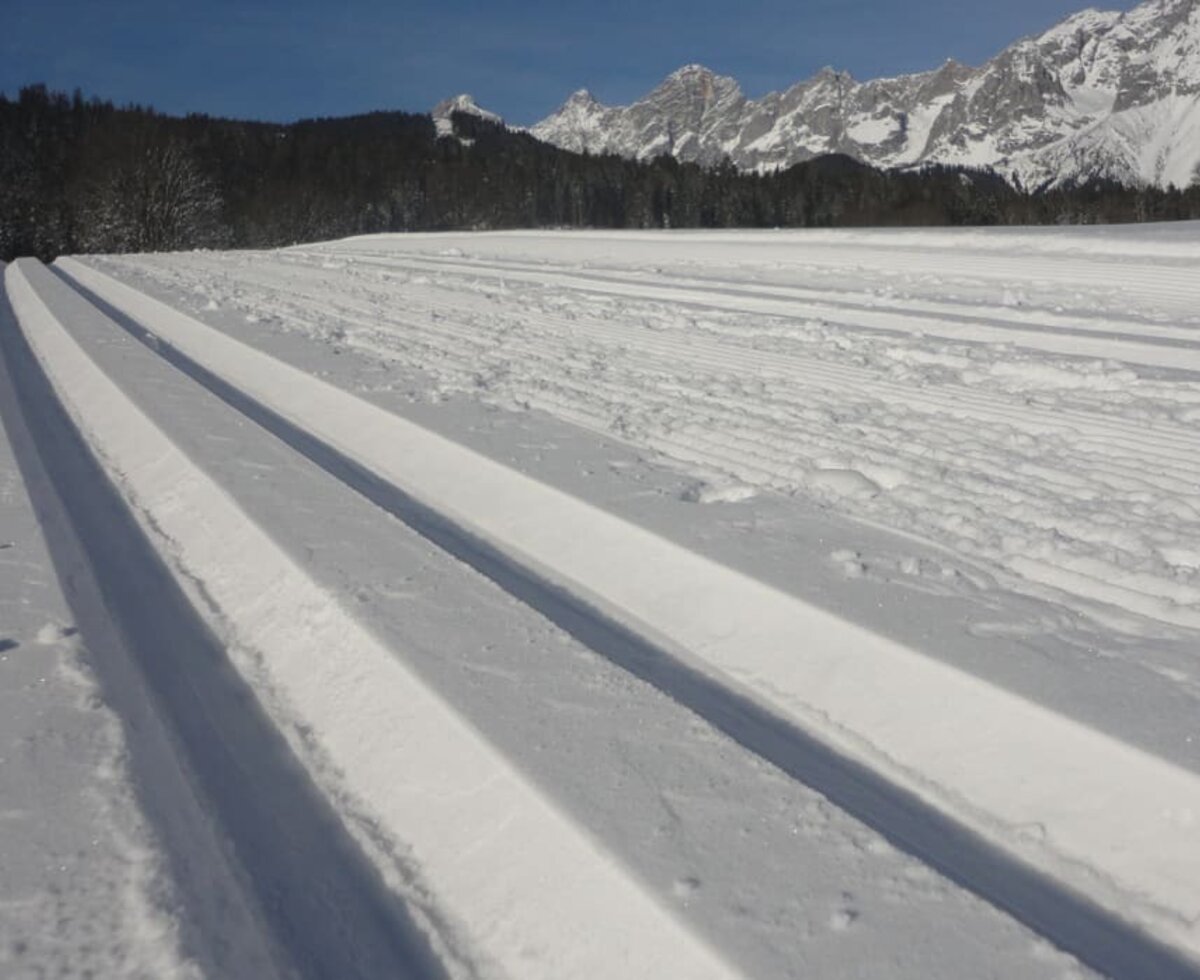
[530,0,1200,188]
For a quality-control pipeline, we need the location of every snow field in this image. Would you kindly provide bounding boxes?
[100,231,1200,641]
[57,251,1200,961]
[12,260,1111,980]
[7,259,741,980]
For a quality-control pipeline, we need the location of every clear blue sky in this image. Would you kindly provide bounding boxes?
[2,0,1135,126]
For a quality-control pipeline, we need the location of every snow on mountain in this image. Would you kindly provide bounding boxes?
[530,0,1200,188]
[432,93,504,138]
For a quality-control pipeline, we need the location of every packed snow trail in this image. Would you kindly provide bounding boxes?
[9,258,748,979]
[57,254,1200,972]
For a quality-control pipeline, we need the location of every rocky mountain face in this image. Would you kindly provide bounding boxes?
[528,0,1200,188]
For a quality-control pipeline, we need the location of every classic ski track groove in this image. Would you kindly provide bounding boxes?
[10,259,743,980]
[54,256,1200,979]
[0,264,446,980]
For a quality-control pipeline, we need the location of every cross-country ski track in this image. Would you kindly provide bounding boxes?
[3,226,1200,979]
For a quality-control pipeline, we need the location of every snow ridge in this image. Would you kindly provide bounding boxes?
[529,0,1200,188]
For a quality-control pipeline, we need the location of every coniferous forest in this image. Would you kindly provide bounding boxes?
[3,84,1200,263]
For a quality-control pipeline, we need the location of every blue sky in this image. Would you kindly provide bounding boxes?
[3,0,1134,126]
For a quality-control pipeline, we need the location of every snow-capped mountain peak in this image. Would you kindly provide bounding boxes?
[432,94,504,138]
[530,0,1200,187]
[565,88,599,106]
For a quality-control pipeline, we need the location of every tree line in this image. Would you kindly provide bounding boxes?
[3,84,1200,262]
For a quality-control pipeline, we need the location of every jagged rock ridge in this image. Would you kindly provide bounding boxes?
[528,0,1200,188]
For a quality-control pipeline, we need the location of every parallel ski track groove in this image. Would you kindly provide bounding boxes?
[2,266,448,980]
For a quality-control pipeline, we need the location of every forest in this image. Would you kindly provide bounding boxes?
[4,84,1200,262]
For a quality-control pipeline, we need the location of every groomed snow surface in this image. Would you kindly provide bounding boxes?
[3,225,1200,979]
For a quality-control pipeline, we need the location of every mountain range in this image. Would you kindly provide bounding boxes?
[463,0,1200,189]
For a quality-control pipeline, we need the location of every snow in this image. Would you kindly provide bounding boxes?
[8,259,739,979]
[0,268,204,980]
[529,0,1200,188]
[890,94,958,166]
[6,224,1200,976]
[845,112,901,145]
[432,94,504,139]
[1020,92,1200,188]
[54,244,1200,961]
[72,226,1200,639]
[8,263,1090,980]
